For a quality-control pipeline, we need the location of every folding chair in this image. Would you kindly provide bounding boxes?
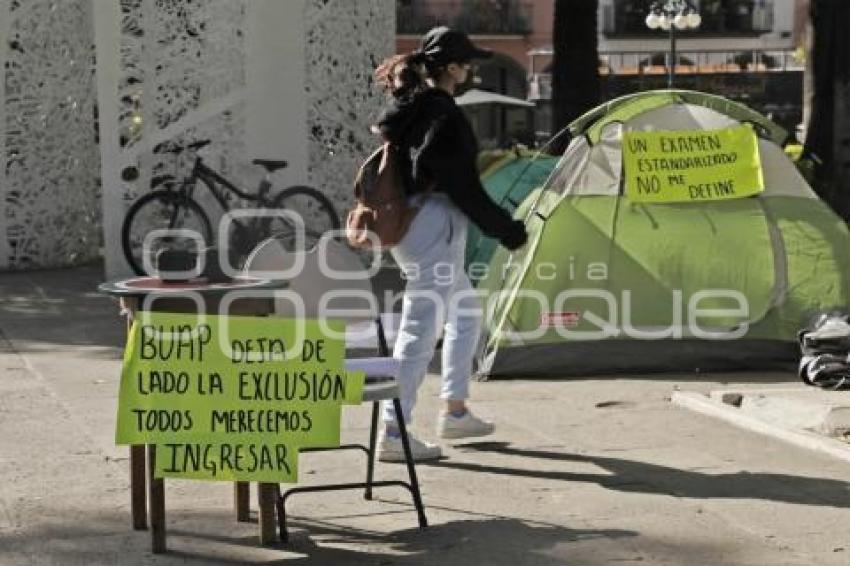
[243,235,427,542]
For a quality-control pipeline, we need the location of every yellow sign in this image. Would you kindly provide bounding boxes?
[623,125,764,203]
[115,313,364,483]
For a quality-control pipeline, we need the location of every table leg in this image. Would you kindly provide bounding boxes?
[130,445,147,529]
[125,300,148,531]
[147,445,166,553]
[258,483,277,545]
[234,482,250,522]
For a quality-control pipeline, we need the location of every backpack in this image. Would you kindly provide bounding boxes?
[798,312,850,390]
[346,143,422,250]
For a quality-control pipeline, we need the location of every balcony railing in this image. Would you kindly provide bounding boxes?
[397,0,533,35]
[602,0,774,37]
[528,47,802,101]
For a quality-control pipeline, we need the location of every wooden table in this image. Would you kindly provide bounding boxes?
[99,276,286,552]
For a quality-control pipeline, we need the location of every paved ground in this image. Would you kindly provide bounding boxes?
[2,264,850,565]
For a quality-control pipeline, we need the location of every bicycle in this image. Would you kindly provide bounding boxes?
[120,139,340,276]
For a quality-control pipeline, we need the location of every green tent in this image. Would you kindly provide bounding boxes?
[467,150,559,279]
[477,90,850,377]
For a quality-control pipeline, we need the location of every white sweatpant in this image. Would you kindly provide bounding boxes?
[383,194,483,425]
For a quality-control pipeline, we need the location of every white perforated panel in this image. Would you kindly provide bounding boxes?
[0,0,100,269]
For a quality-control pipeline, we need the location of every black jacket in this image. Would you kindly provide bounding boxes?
[375,89,526,250]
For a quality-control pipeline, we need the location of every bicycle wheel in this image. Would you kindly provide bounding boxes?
[272,185,340,236]
[121,190,213,276]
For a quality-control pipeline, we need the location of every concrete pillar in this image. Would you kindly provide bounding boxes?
[245,1,309,188]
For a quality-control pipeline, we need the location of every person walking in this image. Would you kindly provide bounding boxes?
[373,27,528,462]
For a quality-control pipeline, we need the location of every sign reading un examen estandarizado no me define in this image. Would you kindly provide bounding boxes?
[623,125,765,203]
[115,312,364,483]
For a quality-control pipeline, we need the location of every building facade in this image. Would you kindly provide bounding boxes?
[396,0,806,142]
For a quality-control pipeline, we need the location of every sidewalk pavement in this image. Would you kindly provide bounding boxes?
[2,264,850,565]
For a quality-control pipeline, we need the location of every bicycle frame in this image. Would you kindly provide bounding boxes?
[123,143,336,276]
[177,157,276,233]
[186,157,266,203]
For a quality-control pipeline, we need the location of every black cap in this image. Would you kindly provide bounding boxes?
[420,26,493,66]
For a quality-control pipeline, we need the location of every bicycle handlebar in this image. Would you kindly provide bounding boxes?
[188,139,211,151]
[153,139,212,156]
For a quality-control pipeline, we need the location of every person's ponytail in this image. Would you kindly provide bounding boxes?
[407,49,428,67]
[375,50,429,99]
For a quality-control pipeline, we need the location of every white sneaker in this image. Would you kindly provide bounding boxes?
[438,410,495,439]
[378,432,442,462]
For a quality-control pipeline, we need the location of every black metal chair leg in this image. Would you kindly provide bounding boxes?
[392,398,428,528]
[376,316,390,357]
[365,401,379,500]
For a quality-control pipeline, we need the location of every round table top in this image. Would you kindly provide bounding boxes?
[98,276,286,297]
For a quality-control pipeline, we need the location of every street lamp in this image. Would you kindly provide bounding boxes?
[645,0,701,88]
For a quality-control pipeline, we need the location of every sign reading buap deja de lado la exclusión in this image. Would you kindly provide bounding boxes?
[623,125,765,203]
[115,313,364,483]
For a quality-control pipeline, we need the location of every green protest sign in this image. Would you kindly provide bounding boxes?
[154,436,301,484]
[623,125,764,203]
[115,312,364,483]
